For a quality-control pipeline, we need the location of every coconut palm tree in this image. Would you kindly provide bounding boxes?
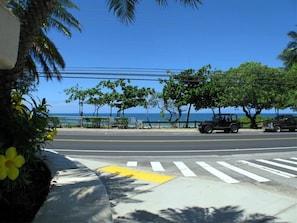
[8,0,81,89]
[0,1,202,220]
[0,0,202,145]
[0,0,80,147]
[278,30,297,69]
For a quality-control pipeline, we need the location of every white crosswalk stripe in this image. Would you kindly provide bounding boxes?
[238,160,296,178]
[273,158,297,165]
[217,161,270,182]
[196,161,239,184]
[127,161,137,167]
[257,159,297,172]
[125,157,297,184]
[173,161,196,177]
[150,162,165,171]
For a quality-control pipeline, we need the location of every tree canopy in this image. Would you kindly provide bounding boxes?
[64,79,154,117]
[221,62,286,128]
[159,65,211,127]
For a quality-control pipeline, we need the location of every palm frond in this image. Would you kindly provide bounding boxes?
[107,0,140,24]
[176,0,202,8]
[278,29,297,69]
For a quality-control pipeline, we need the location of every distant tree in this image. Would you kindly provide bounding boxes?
[145,91,159,127]
[64,84,88,116]
[84,87,105,116]
[159,98,182,127]
[98,79,154,116]
[159,74,186,127]
[224,62,285,128]
[99,79,121,116]
[119,84,154,116]
[201,69,226,114]
[162,65,211,127]
[278,29,297,69]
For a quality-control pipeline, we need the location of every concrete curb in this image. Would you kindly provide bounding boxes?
[33,149,112,223]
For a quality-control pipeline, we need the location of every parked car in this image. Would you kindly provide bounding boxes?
[262,114,297,132]
[198,113,241,134]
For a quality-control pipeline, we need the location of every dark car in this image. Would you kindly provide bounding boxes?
[198,113,241,134]
[262,114,297,132]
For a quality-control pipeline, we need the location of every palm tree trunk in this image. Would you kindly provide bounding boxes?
[16,0,57,70]
[186,104,192,128]
[0,70,15,148]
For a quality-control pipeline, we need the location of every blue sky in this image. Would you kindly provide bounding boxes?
[33,0,296,114]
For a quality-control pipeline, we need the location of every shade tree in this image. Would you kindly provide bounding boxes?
[200,69,227,114]
[99,79,154,116]
[159,65,211,127]
[64,84,88,116]
[222,62,286,128]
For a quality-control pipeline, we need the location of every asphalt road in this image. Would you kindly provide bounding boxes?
[47,128,297,156]
[47,128,297,191]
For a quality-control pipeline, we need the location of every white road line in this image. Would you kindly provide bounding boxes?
[274,158,297,165]
[196,161,239,184]
[290,157,297,161]
[53,146,297,154]
[257,159,297,172]
[173,161,196,177]
[217,161,270,183]
[150,162,165,172]
[127,161,137,167]
[238,160,296,178]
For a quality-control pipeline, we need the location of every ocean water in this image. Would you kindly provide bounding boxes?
[50,112,278,127]
[50,112,277,120]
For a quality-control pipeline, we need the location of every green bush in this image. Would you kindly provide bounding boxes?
[238,115,271,128]
[114,117,129,128]
[0,90,56,220]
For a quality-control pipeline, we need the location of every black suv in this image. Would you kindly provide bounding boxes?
[198,113,241,134]
[262,114,297,132]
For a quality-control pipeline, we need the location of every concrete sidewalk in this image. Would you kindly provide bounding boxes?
[33,152,297,223]
[80,158,297,223]
[110,177,297,222]
[33,150,112,223]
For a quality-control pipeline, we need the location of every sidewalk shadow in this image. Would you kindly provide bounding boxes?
[97,172,151,208]
[98,172,279,223]
[114,206,277,223]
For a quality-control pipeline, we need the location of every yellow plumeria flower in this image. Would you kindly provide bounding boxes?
[45,133,54,141]
[45,128,58,141]
[0,147,25,181]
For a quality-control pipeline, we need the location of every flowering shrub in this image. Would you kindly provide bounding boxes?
[0,89,56,221]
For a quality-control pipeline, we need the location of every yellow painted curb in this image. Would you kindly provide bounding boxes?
[99,165,174,184]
